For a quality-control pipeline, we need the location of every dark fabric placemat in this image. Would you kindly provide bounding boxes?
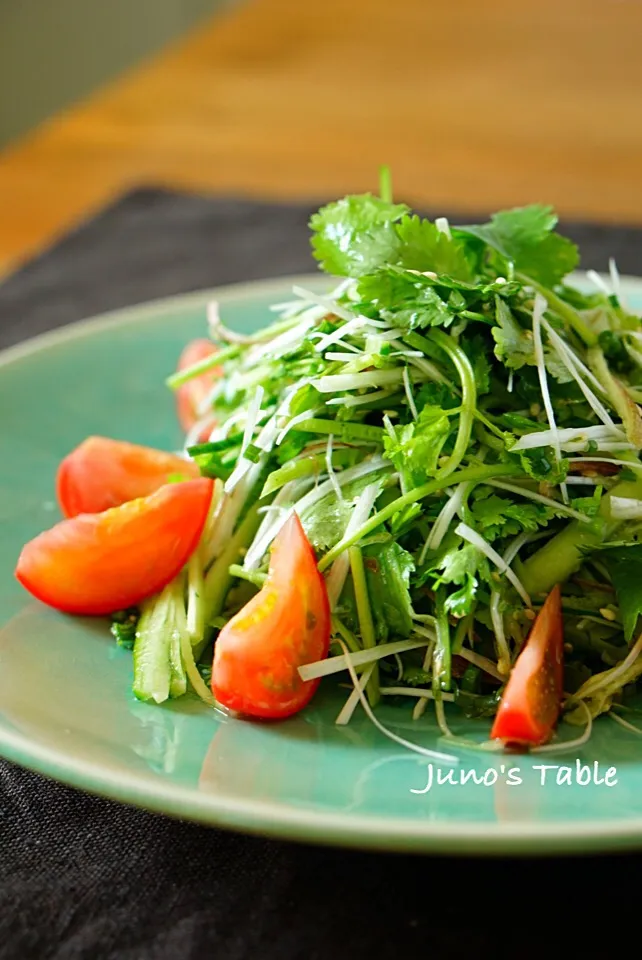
[2,186,642,349]
[0,187,641,960]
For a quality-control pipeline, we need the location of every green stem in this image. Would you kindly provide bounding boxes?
[518,475,642,597]
[166,343,242,388]
[452,613,473,655]
[517,273,598,347]
[588,346,642,448]
[473,422,505,452]
[349,546,380,707]
[331,615,362,655]
[261,449,357,498]
[473,409,507,441]
[433,587,452,692]
[428,329,477,481]
[201,504,263,653]
[379,164,393,203]
[133,583,176,703]
[294,418,384,444]
[228,564,267,588]
[318,462,522,572]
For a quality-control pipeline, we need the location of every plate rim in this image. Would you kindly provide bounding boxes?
[3,269,642,856]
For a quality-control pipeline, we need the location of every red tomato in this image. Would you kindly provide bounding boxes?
[176,339,220,440]
[211,512,331,719]
[57,436,201,518]
[15,478,213,616]
[490,584,564,746]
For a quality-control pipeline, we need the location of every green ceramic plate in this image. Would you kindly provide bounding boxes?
[2,273,642,857]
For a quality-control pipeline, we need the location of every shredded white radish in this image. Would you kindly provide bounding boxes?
[324,351,367,362]
[532,293,568,503]
[586,269,611,295]
[456,647,504,682]
[275,406,321,446]
[380,686,455,701]
[530,701,593,755]
[325,434,343,504]
[241,386,264,452]
[243,456,389,570]
[609,711,642,735]
[540,315,615,426]
[335,639,460,764]
[420,482,470,563]
[609,257,630,311]
[325,481,382,609]
[223,414,279,494]
[485,479,591,522]
[435,216,452,239]
[511,424,624,451]
[403,365,419,420]
[609,496,642,519]
[573,632,642,702]
[326,389,394,408]
[311,369,406,393]
[290,285,356,322]
[298,637,430,682]
[336,665,375,725]
[311,315,367,353]
[455,522,532,607]
[489,530,531,675]
[407,355,457,390]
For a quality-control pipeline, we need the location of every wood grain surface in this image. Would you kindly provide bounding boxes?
[1,0,641,274]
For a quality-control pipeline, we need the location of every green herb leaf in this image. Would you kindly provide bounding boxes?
[470,493,555,542]
[428,539,490,618]
[363,541,415,638]
[456,204,579,286]
[394,214,475,281]
[309,194,409,277]
[514,447,569,484]
[382,404,452,485]
[598,544,642,642]
[358,268,453,330]
[492,297,534,370]
[460,333,491,395]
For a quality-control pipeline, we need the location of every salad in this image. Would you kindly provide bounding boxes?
[14,169,642,761]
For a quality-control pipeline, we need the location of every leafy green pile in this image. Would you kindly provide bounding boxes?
[130,169,642,750]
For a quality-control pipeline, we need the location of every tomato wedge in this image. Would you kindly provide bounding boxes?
[211,512,331,719]
[57,436,200,518]
[490,584,564,747]
[15,478,213,615]
[176,339,220,440]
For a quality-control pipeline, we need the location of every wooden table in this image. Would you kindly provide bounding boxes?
[1,0,641,275]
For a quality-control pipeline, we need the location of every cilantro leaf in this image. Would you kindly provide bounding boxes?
[363,541,415,638]
[470,494,554,542]
[432,542,490,618]
[498,413,548,433]
[513,447,570,484]
[382,405,451,485]
[309,194,409,277]
[492,296,578,383]
[414,381,460,412]
[492,297,534,370]
[300,476,385,551]
[357,268,453,330]
[394,215,474,281]
[460,332,491,395]
[456,204,579,286]
[599,544,642,642]
[571,486,604,518]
